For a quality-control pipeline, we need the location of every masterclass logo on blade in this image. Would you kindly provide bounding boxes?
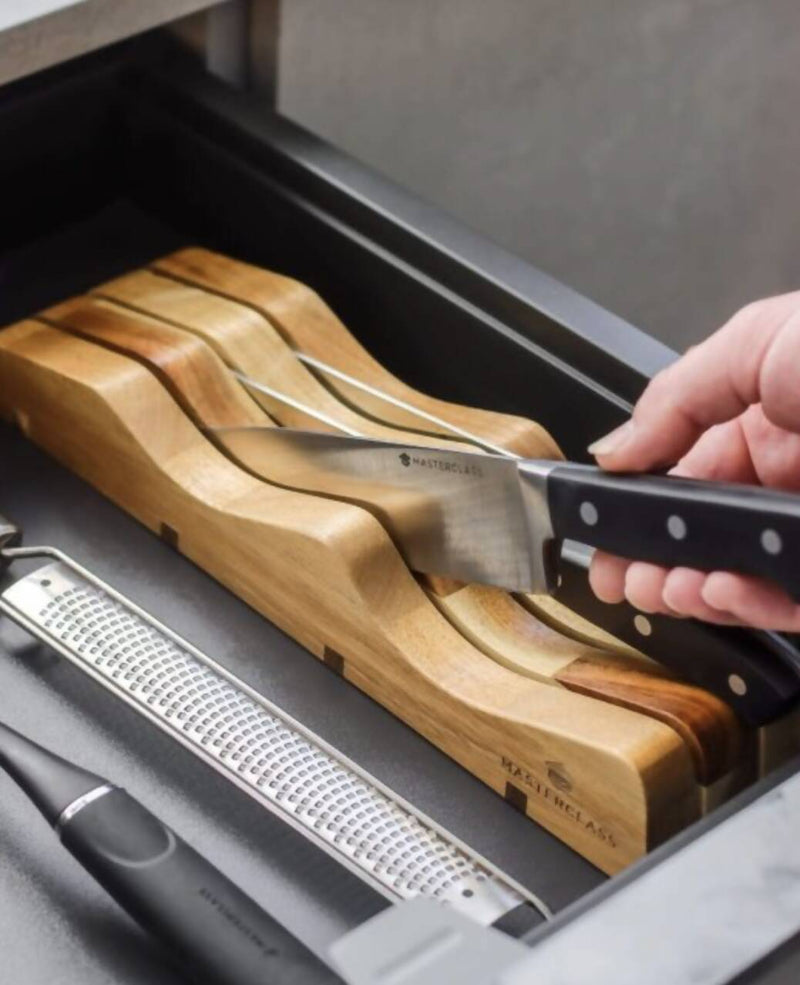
[398,451,483,478]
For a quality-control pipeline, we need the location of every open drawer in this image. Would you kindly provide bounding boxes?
[1,35,799,985]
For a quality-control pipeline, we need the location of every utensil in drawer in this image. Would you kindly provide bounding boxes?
[0,717,341,985]
[0,518,548,930]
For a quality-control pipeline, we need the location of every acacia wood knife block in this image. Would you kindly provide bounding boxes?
[0,317,702,874]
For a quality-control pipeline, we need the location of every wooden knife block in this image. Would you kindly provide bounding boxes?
[3,246,787,874]
[0,317,705,874]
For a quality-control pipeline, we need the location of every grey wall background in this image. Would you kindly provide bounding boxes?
[277,0,800,351]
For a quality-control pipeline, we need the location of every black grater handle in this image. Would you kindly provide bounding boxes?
[0,512,22,575]
[61,787,342,985]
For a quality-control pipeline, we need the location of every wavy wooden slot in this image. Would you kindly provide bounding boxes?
[92,271,471,448]
[150,250,561,458]
[516,592,648,661]
[86,271,747,791]
[0,319,705,873]
[422,578,746,791]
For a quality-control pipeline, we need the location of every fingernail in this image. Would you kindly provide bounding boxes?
[588,420,634,457]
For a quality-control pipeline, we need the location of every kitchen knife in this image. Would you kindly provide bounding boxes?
[211,426,800,722]
[212,427,800,599]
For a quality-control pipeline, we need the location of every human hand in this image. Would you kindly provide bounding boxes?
[587,291,800,630]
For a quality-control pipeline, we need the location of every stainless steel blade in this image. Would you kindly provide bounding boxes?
[212,427,558,593]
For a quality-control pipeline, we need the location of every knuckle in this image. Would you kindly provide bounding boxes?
[739,298,769,321]
[730,297,775,330]
[638,368,674,409]
[756,309,800,430]
[726,295,793,340]
[638,369,688,425]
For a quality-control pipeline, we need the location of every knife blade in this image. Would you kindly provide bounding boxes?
[214,426,552,591]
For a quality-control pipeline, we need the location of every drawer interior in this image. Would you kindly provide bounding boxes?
[0,34,796,983]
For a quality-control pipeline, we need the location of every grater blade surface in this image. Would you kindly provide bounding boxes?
[0,560,548,924]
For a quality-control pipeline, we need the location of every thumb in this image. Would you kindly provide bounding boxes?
[588,294,800,472]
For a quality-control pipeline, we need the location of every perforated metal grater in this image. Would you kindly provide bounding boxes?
[0,521,550,927]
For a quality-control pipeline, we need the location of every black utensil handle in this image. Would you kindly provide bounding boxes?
[554,545,800,726]
[548,465,800,600]
[60,788,341,985]
[0,511,21,574]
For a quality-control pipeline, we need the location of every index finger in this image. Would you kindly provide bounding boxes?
[589,292,800,472]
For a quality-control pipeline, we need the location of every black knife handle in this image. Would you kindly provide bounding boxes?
[60,788,341,985]
[547,464,800,601]
[553,545,800,726]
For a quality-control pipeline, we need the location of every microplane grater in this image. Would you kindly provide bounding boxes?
[0,545,550,925]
